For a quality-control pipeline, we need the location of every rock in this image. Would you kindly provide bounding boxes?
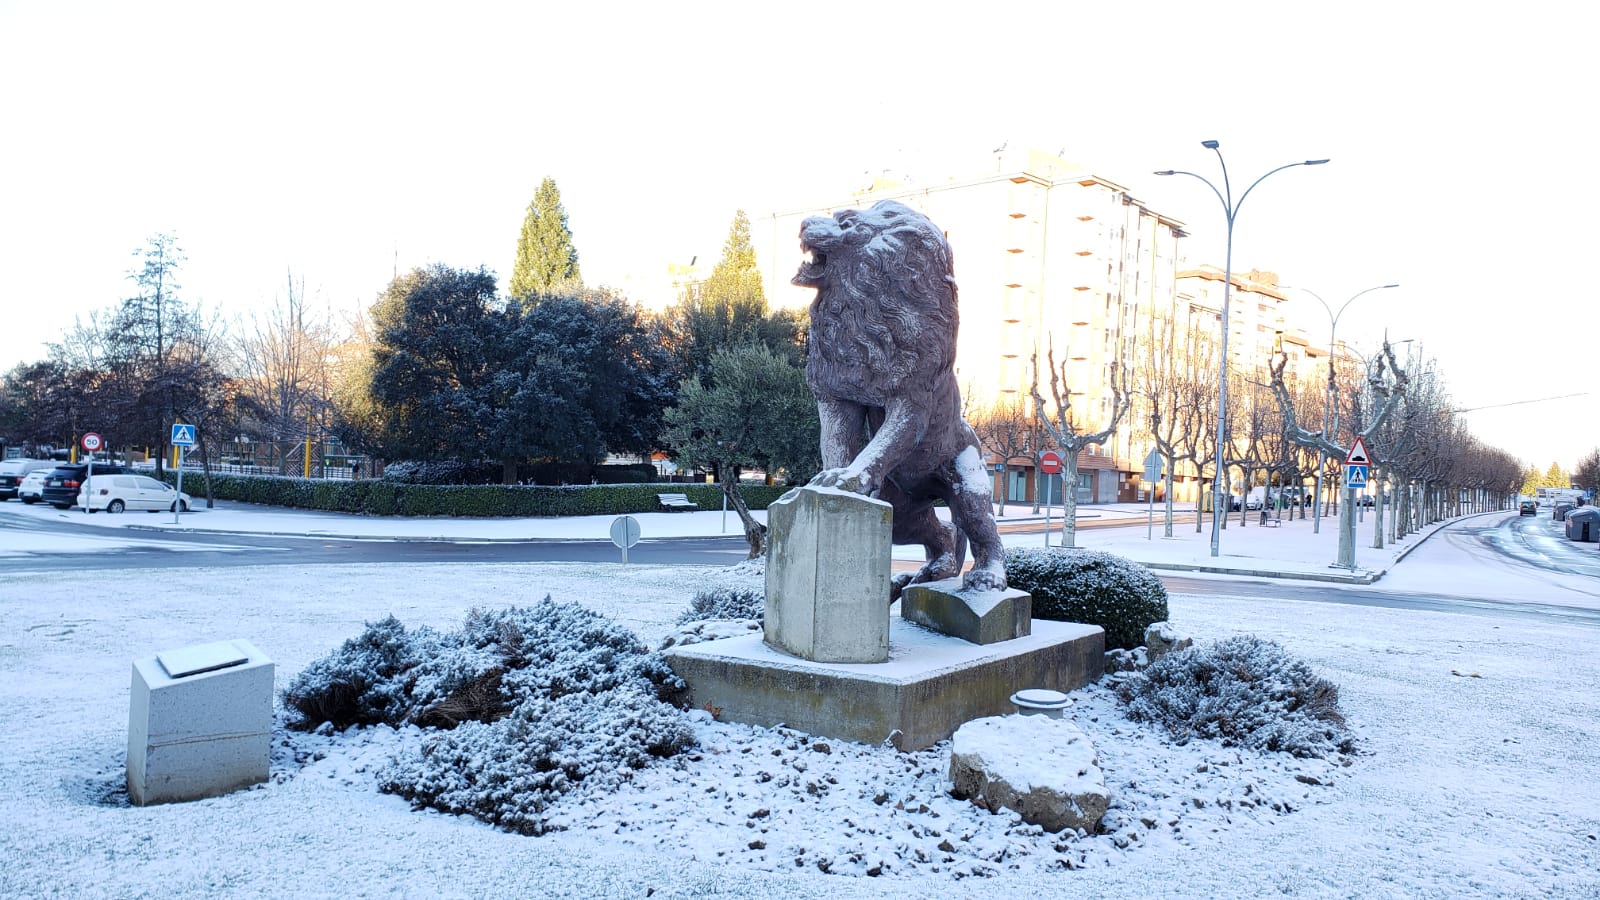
[1145,621,1192,660]
[948,715,1109,833]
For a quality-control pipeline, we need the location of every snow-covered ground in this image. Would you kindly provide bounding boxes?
[2,519,1598,897]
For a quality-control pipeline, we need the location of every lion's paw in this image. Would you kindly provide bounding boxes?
[961,565,1007,594]
[809,467,874,495]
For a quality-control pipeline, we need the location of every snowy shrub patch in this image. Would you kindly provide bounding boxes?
[1003,547,1169,650]
[1115,635,1355,758]
[281,598,695,833]
[380,683,695,835]
[675,586,764,624]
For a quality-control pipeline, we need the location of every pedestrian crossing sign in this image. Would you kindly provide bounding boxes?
[1345,464,1369,488]
[171,423,197,446]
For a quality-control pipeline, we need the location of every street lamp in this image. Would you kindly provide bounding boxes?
[1282,283,1399,533]
[1156,141,1328,558]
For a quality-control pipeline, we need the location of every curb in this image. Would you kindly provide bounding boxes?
[1142,561,1380,585]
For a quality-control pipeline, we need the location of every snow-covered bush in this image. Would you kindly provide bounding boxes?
[283,598,696,833]
[1003,547,1169,650]
[380,683,694,835]
[675,586,764,624]
[1115,635,1355,758]
[379,459,469,485]
[281,615,442,729]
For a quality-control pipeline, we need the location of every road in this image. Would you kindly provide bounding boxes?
[4,503,1597,626]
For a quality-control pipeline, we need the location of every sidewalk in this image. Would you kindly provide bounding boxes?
[21,496,1505,585]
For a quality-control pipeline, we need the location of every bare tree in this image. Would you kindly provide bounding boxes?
[1268,339,1409,569]
[969,395,1043,517]
[232,271,337,472]
[1030,340,1129,549]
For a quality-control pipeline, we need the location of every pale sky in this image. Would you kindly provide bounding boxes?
[3,1,1594,471]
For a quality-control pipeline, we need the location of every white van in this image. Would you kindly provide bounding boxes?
[77,474,192,513]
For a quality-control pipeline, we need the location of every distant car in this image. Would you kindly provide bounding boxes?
[0,458,58,500]
[40,462,130,509]
[1519,500,1538,516]
[17,469,50,504]
[76,474,191,513]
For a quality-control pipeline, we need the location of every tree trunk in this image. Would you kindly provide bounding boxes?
[1337,483,1357,569]
[723,473,765,558]
[1371,470,1385,549]
[502,458,519,485]
[996,464,1007,517]
[1162,467,1176,538]
[1060,453,1081,548]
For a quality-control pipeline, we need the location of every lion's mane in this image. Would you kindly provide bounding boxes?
[795,201,959,404]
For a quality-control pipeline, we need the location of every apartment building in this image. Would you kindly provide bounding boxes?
[758,149,1189,505]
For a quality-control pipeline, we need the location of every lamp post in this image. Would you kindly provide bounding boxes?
[1283,284,1399,533]
[1156,142,1328,558]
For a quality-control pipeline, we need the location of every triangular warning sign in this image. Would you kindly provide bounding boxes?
[1346,436,1370,465]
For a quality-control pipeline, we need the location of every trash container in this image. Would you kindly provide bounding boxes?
[1554,502,1576,522]
[1564,507,1600,542]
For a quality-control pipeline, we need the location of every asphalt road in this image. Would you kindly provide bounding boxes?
[4,503,1598,627]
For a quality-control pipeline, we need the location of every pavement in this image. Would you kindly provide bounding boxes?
[11,494,1507,586]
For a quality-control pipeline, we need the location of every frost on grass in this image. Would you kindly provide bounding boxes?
[281,597,695,834]
[1115,635,1355,758]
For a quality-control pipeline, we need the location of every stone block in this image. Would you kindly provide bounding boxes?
[949,714,1109,833]
[665,618,1104,751]
[127,638,274,806]
[900,577,1031,644]
[764,486,893,663]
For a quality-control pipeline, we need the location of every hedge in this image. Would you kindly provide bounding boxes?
[159,471,789,518]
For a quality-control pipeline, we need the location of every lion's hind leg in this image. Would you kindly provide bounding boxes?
[883,485,961,602]
[948,446,1008,593]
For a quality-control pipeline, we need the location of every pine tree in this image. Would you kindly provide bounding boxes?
[1543,461,1569,490]
[664,210,798,380]
[509,178,581,299]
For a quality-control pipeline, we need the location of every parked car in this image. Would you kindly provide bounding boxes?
[40,462,130,509]
[1519,500,1538,516]
[17,469,50,503]
[76,474,191,513]
[0,458,58,500]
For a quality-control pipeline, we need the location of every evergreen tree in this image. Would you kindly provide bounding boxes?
[664,343,820,557]
[1543,461,1569,490]
[362,265,501,461]
[509,178,581,299]
[663,210,800,381]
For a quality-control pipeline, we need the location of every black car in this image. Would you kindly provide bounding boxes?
[1519,500,1538,516]
[40,462,130,509]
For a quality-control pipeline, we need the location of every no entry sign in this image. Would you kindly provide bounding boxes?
[1039,451,1063,474]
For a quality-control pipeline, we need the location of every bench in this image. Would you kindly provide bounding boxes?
[658,492,699,512]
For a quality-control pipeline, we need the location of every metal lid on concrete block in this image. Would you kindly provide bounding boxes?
[1010,688,1072,715]
[158,640,250,678]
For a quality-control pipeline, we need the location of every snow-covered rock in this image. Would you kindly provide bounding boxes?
[948,714,1109,833]
[1145,621,1192,660]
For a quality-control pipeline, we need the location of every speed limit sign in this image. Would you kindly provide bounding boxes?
[81,432,103,453]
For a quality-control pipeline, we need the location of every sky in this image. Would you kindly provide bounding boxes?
[2,1,1595,470]
[2,503,1598,895]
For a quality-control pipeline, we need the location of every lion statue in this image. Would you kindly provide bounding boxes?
[791,199,1007,597]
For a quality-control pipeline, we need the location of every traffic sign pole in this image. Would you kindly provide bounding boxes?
[1038,451,1063,548]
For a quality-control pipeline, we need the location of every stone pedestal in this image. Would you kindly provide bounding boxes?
[764,486,893,663]
[900,578,1031,645]
[127,638,274,806]
[665,618,1104,751]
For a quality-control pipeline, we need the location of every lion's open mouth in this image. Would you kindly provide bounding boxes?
[793,247,827,285]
